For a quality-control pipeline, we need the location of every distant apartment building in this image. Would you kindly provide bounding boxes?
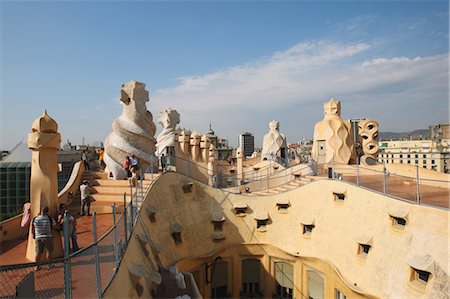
[238,132,255,157]
[378,124,450,173]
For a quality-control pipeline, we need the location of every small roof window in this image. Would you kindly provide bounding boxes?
[354,234,373,246]
[300,216,315,226]
[233,201,248,216]
[211,212,226,222]
[254,210,269,221]
[170,223,183,233]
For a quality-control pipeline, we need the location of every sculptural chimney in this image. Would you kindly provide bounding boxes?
[26,111,63,261]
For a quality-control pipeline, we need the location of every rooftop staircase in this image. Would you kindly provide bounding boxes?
[68,171,159,215]
[249,175,316,196]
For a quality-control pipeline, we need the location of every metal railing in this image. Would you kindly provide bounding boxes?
[154,153,309,193]
[0,179,150,299]
[2,154,447,298]
[325,161,449,209]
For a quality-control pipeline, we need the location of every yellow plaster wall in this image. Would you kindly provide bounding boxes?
[0,214,28,242]
[106,172,449,298]
[57,160,85,207]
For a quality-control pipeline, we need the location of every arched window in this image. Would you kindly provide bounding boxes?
[242,259,262,297]
[211,261,228,298]
[274,262,293,298]
[307,270,324,299]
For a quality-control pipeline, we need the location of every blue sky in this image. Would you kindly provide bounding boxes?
[1,1,448,149]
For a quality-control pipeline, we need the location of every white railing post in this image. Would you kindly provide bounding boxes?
[416,164,421,204]
[356,163,360,186]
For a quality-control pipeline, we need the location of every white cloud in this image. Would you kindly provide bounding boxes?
[150,40,448,145]
[153,41,372,111]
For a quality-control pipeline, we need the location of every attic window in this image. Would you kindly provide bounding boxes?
[257,220,267,230]
[170,223,183,245]
[212,212,225,232]
[254,211,269,232]
[358,244,371,256]
[276,199,290,213]
[301,216,315,236]
[407,254,434,288]
[146,206,158,223]
[182,182,193,193]
[172,232,182,245]
[214,222,223,231]
[389,209,408,230]
[334,193,345,201]
[333,188,346,204]
[234,201,248,216]
[355,235,373,258]
[303,224,315,234]
[391,216,407,228]
[149,212,156,223]
[411,268,431,284]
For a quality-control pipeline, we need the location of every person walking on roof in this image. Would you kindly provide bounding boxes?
[80,180,92,216]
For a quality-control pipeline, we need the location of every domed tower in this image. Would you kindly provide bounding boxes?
[104,81,158,179]
[26,111,63,261]
[205,123,218,148]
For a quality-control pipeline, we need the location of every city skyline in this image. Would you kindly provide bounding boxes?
[1,1,448,150]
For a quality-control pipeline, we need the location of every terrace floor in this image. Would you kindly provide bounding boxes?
[0,214,118,298]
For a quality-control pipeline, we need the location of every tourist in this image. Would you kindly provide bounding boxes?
[160,153,166,172]
[32,206,57,267]
[20,200,31,239]
[129,166,137,187]
[130,154,139,170]
[57,204,79,253]
[98,148,105,170]
[227,155,232,165]
[124,156,131,178]
[80,180,92,216]
[82,150,90,171]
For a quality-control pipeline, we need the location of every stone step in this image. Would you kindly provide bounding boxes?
[92,194,129,202]
[91,186,132,195]
[90,201,125,214]
[252,190,278,196]
[273,186,288,192]
[144,173,161,180]
[284,184,297,190]
[82,171,108,180]
[91,179,152,187]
